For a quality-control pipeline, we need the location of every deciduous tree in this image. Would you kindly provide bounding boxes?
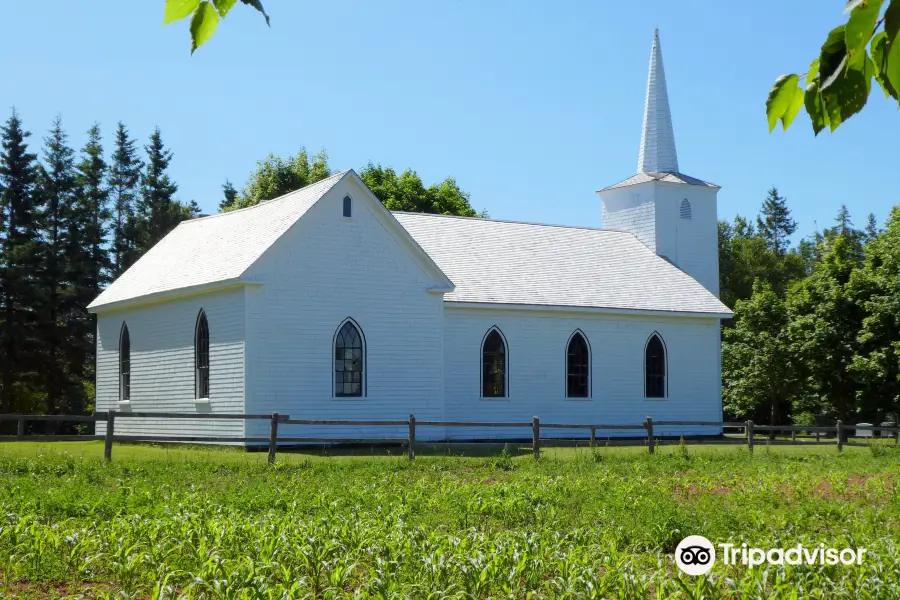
[767,1,900,134]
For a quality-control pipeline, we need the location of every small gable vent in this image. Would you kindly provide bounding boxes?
[680,198,691,220]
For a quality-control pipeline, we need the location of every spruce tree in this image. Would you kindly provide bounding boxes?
[864,213,878,242]
[136,128,180,252]
[108,122,142,276]
[219,179,238,211]
[68,124,110,415]
[35,117,78,415]
[0,111,41,414]
[756,187,797,255]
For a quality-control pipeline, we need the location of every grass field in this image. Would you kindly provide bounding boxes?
[1,441,899,599]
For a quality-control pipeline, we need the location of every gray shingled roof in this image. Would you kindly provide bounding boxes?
[393,212,731,316]
[88,171,351,310]
[597,171,719,192]
[88,171,731,317]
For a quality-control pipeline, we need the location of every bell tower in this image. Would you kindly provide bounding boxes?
[597,29,721,297]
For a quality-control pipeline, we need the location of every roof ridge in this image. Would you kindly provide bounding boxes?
[182,169,351,224]
[391,211,635,236]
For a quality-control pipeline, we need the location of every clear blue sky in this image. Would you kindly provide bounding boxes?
[2,1,897,241]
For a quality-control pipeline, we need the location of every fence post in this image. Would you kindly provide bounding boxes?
[746,420,754,454]
[590,427,596,448]
[16,416,25,439]
[408,413,416,461]
[645,416,655,454]
[896,429,899,446]
[103,411,115,464]
[532,416,540,460]
[836,420,843,452]
[816,431,820,443]
[791,429,797,444]
[268,413,279,465]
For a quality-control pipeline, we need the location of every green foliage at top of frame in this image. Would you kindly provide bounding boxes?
[768,0,900,134]
[163,0,270,53]
[0,446,898,598]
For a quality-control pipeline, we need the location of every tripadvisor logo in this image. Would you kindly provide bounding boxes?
[675,536,868,575]
[675,535,716,576]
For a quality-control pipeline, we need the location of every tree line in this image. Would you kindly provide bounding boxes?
[0,111,197,422]
[5,107,896,429]
[0,110,482,423]
[721,189,900,428]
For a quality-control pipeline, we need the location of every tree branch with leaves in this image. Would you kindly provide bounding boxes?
[164,0,270,54]
[767,0,900,134]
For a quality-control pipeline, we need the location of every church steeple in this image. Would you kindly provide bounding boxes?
[637,29,679,174]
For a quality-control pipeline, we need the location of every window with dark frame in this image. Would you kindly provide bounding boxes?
[481,329,506,397]
[343,195,352,218]
[119,324,131,401]
[645,333,666,398]
[195,311,210,399]
[334,320,364,397]
[566,331,589,398]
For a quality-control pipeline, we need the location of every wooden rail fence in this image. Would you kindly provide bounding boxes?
[1,412,898,463]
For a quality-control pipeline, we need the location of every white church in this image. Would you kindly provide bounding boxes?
[88,30,731,442]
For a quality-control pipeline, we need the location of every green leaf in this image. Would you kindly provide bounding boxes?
[784,84,805,130]
[845,0,885,65]
[808,58,821,82]
[190,1,220,54]
[766,74,803,132]
[240,0,271,25]
[872,31,900,97]
[164,0,201,24]
[805,80,830,136]
[213,0,238,17]
[887,32,900,94]
[822,63,870,131]
[885,0,900,40]
[820,25,848,90]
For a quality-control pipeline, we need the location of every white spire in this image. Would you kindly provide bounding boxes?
[637,29,679,174]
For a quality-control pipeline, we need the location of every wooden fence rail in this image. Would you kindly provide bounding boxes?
[1,412,898,463]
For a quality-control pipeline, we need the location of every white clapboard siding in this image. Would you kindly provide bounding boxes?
[442,306,722,440]
[242,175,446,442]
[95,287,246,440]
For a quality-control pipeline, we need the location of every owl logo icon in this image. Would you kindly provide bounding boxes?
[675,535,716,575]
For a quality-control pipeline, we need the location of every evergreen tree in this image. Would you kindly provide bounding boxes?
[717,213,803,310]
[35,117,78,416]
[864,212,878,242]
[68,124,110,415]
[219,179,238,211]
[0,111,41,414]
[108,122,142,276]
[136,128,181,251]
[824,205,866,263]
[756,187,797,255]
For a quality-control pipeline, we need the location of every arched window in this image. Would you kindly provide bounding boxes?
[195,310,210,399]
[119,323,131,401]
[343,195,352,217]
[680,198,692,220]
[645,333,666,398]
[566,331,590,398]
[334,319,365,397]
[481,328,507,398]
